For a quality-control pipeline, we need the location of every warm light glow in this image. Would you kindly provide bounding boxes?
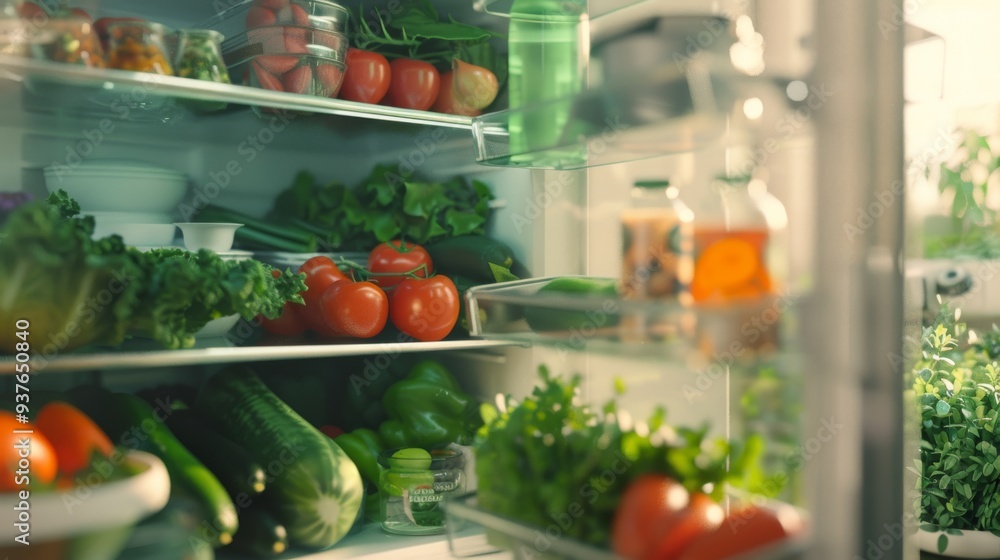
[743,97,764,120]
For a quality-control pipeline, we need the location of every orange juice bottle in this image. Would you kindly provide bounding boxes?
[690,175,783,305]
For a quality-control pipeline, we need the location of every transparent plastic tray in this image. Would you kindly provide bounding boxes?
[465,276,795,362]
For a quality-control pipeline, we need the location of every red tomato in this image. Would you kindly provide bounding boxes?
[289,3,310,25]
[384,58,440,111]
[284,27,308,53]
[367,240,433,290]
[36,402,113,476]
[17,2,47,20]
[389,276,460,342]
[282,65,312,95]
[611,475,690,559]
[296,256,349,332]
[451,58,499,110]
[647,492,724,560]
[431,70,481,116]
[256,55,298,75]
[677,503,802,560]
[320,425,344,439]
[0,412,57,491]
[340,49,391,104]
[260,301,307,336]
[319,281,388,338]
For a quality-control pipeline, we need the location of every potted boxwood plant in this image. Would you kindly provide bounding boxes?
[912,304,1000,556]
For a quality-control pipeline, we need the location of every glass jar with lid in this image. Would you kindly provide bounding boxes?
[620,179,694,300]
[106,21,173,75]
[174,29,229,84]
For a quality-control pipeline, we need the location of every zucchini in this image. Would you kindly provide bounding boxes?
[196,366,363,550]
[230,503,289,558]
[424,235,521,283]
[164,407,267,498]
[66,385,239,547]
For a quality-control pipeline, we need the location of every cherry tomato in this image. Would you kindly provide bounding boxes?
[0,412,57,491]
[647,492,724,559]
[431,70,481,116]
[340,49,391,104]
[367,240,433,290]
[36,402,113,476]
[296,256,349,332]
[282,65,312,95]
[319,281,388,338]
[677,503,802,560]
[611,475,690,559]
[384,58,440,111]
[390,276,460,342]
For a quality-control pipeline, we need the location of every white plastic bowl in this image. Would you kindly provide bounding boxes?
[175,222,243,252]
[93,222,177,246]
[43,161,188,214]
[0,451,170,545]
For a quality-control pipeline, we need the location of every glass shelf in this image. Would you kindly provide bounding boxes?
[0,333,519,374]
[470,58,776,170]
[0,55,475,128]
[443,492,810,560]
[465,276,797,363]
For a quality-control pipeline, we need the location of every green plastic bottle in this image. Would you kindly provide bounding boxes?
[507,0,588,165]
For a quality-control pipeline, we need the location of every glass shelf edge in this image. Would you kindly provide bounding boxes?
[0,55,474,129]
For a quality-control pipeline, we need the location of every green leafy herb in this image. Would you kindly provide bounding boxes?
[266,165,494,251]
[913,303,1000,532]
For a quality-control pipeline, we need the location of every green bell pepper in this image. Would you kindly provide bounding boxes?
[378,360,482,450]
[334,428,385,488]
[339,358,409,431]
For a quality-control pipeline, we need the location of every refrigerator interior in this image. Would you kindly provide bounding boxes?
[0,0,918,558]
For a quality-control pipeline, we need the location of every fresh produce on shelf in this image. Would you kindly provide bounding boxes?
[320,278,390,338]
[367,239,433,289]
[67,386,239,547]
[0,411,57,491]
[0,191,307,352]
[378,359,482,450]
[476,366,779,549]
[163,405,268,499]
[337,357,409,431]
[523,277,620,333]
[230,501,290,558]
[35,401,114,477]
[106,21,174,75]
[196,366,363,549]
[333,428,385,489]
[389,274,460,342]
[350,0,505,112]
[340,48,391,103]
[383,57,440,110]
[676,501,804,560]
[423,234,521,283]
[296,254,350,333]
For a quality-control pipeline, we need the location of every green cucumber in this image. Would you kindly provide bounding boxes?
[196,366,363,550]
[524,277,620,332]
[230,503,289,558]
[425,235,521,283]
[164,407,267,498]
[66,385,239,547]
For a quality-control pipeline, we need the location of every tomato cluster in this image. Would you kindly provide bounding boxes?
[260,240,460,342]
[611,475,803,560]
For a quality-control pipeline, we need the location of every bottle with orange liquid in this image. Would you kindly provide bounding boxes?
[690,174,786,353]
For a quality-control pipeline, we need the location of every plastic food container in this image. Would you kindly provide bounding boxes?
[244,0,349,35]
[42,160,189,214]
[107,21,174,75]
[378,448,465,536]
[175,29,229,83]
[225,25,348,64]
[30,17,105,67]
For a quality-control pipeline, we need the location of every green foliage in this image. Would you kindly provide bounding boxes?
[925,129,1000,258]
[269,166,493,251]
[913,304,1000,532]
[474,366,780,549]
